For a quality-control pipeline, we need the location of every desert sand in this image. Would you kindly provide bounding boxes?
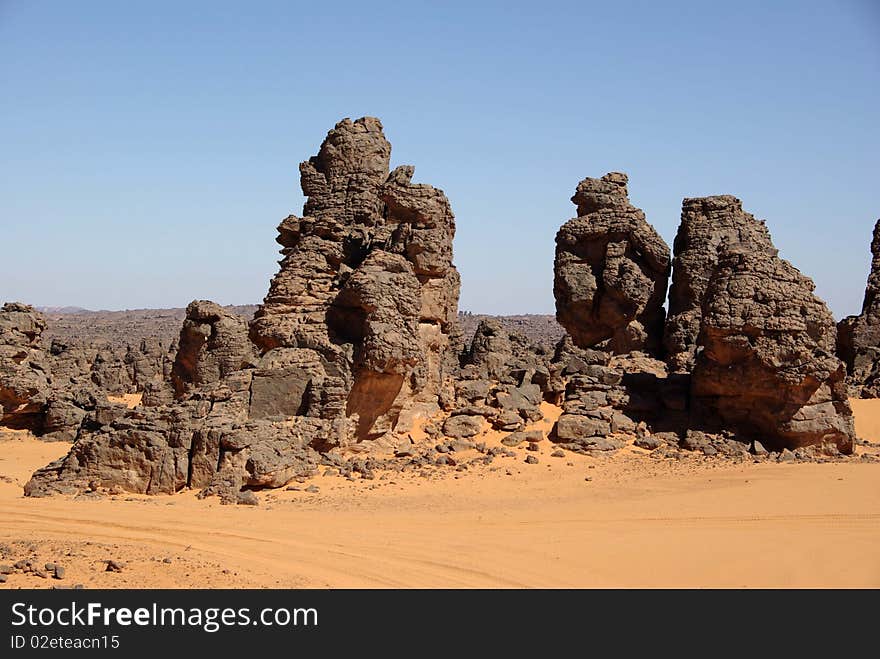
[1,401,878,589]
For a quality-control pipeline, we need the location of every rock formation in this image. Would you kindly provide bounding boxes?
[25,116,463,497]
[554,173,670,355]
[664,195,774,372]
[691,245,855,454]
[171,300,255,396]
[837,219,880,397]
[249,117,460,442]
[0,303,51,431]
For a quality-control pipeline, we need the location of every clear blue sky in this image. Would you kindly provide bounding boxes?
[1,1,878,318]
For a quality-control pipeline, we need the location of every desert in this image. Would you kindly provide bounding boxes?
[1,116,878,590]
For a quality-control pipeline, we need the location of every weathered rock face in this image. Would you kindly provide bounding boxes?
[837,219,880,397]
[171,300,255,397]
[0,303,51,430]
[691,247,855,454]
[554,173,670,355]
[664,195,774,372]
[249,117,461,443]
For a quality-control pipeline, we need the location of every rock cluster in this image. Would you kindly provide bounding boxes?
[15,125,866,500]
[837,219,880,397]
[24,116,463,498]
[0,303,127,442]
[553,184,856,455]
[554,173,670,355]
[449,319,554,436]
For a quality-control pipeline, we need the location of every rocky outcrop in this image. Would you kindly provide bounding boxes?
[691,246,855,454]
[171,300,255,396]
[554,173,670,355]
[24,372,321,498]
[837,219,880,397]
[249,117,461,443]
[664,196,774,372]
[0,303,52,431]
[25,116,463,496]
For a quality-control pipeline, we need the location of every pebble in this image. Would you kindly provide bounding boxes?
[524,455,539,465]
[105,560,124,573]
[54,565,66,580]
[305,485,320,493]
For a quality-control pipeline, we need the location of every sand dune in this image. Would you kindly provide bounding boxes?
[1,401,878,589]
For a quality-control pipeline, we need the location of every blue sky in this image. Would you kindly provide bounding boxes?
[1,0,878,317]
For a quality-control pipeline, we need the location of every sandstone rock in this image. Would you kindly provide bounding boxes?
[663,195,774,372]
[249,117,461,443]
[171,300,255,396]
[0,302,51,431]
[837,219,880,397]
[442,414,483,439]
[691,244,855,454]
[554,173,670,354]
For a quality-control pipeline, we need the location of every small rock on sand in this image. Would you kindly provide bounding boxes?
[236,491,259,506]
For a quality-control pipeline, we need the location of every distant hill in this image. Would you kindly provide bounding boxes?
[35,305,91,314]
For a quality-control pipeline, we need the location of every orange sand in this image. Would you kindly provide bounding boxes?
[0,400,878,588]
[107,393,143,409]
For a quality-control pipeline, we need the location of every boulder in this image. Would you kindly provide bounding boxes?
[691,244,855,454]
[554,173,670,354]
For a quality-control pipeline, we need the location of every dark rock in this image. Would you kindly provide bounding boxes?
[492,410,524,432]
[837,219,880,397]
[553,414,611,441]
[664,195,775,372]
[171,300,255,397]
[691,240,855,454]
[442,414,483,439]
[634,435,663,450]
[236,490,259,506]
[750,440,768,456]
[524,455,539,464]
[554,173,670,354]
[105,560,123,572]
